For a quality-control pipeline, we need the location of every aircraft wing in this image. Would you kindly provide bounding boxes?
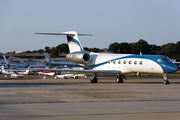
[1,69,26,72]
[17,68,121,73]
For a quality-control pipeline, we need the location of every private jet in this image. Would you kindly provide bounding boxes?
[32,31,178,84]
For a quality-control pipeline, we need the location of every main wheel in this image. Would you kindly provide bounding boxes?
[90,77,98,83]
[116,77,120,83]
[116,77,124,83]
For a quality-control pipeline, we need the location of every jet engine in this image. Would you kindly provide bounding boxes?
[66,52,91,64]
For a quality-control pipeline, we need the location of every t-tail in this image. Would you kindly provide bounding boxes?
[33,31,92,53]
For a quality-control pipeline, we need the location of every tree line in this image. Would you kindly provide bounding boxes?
[8,39,180,61]
[108,39,180,61]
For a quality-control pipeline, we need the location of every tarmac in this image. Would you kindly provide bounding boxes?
[0,75,180,120]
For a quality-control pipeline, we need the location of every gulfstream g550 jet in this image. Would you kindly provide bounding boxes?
[33,31,178,84]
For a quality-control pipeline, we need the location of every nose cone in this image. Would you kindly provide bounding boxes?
[160,63,178,73]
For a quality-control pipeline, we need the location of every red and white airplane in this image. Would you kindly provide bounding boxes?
[38,69,55,79]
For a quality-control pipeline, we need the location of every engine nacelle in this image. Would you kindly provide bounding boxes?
[66,52,91,64]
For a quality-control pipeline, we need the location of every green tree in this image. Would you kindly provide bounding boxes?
[157,43,175,58]
[50,47,58,58]
[83,47,90,51]
[32,50,37,53]
[131,39,150,54]
[149,45,162,54]
[25,50,32,53]
[45,46,51,53]
[108,42,120,53]
[173,41,180,60]
[120,42,131,53]
[165,43,175,58]
[59,43,69,53]
[37,49,44,54]
[89,47,100,52]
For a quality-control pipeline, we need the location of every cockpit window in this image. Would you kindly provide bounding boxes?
[157,58,169,62]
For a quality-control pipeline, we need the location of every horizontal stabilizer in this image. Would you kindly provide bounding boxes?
[32,32,93,36]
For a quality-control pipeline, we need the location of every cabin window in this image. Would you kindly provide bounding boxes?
[123,60,126,64]
[129,61,132,64]
[113,60,116,64]
[108,60,111,64]
[118,60,121,64]
[134,61,137,65]
[140,61,143,65]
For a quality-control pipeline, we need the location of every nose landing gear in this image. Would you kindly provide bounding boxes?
[163,73,170,85]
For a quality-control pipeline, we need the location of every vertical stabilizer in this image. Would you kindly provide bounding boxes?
[44,53,54,62]
[24,59,31,66]
[63,31,84,53]
[3,55,9,64]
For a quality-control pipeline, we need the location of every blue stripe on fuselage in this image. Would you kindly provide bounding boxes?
[86,54,177,73]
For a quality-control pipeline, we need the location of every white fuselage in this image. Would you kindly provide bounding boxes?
[85,53,164,74]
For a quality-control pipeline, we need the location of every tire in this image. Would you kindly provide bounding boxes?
[90,77,98,83]
[116,77,124,83]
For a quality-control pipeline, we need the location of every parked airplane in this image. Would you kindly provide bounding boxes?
[33,31,178,84]
[38,69,55,79]
[55,73,86,79]
[1,66,29,79]
[38,69,86,79]
[3,55,30,68]
[43,52,86,79]
[44,52,82,68]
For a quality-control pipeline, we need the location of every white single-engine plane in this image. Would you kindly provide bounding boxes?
[32,31,178,84]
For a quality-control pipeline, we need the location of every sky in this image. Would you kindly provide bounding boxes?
[0,0,180,53]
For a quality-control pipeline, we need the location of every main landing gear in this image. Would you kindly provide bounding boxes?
[116,74,126,83]
[163,73,170,85]
[90,73,98,83]
[90,73,126,83]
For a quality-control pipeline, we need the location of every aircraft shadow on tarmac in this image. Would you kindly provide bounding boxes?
[0,81,180,87]
[124,81,180,84]
[0,83,85,87]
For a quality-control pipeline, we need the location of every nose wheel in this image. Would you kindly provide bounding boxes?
[163,74,170,85]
